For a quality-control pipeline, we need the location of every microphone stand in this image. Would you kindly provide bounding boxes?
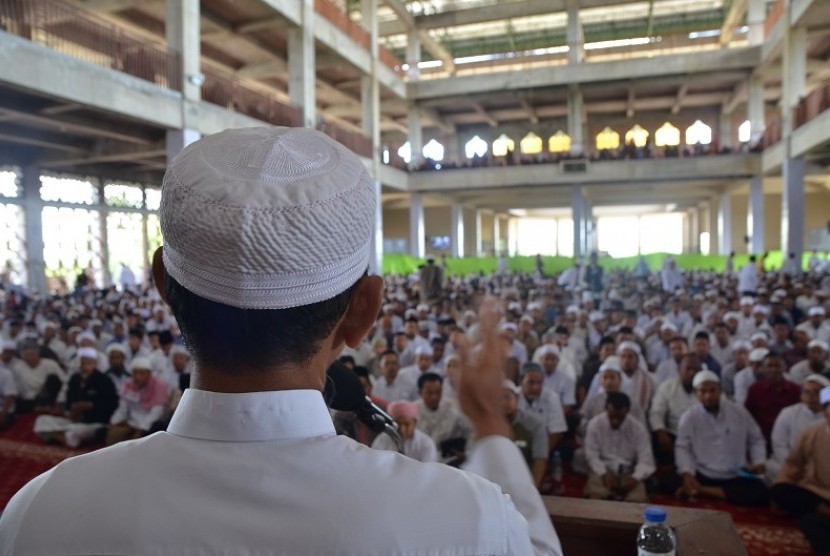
[382,423,405,455]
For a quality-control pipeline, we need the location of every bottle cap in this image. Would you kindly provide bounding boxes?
[644,506,667,523]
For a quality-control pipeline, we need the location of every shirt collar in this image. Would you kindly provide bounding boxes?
[167,388,336,442]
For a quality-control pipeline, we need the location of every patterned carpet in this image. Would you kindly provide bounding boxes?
[0,415,815,555]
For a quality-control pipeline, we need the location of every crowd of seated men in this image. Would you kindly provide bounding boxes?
[2,255,830,551]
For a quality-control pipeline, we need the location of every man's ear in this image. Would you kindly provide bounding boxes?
[151,247,169,305]
[339,275,384,349]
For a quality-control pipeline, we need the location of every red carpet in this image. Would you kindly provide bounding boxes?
[0,417,815,555]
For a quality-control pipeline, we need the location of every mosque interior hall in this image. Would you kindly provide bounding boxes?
[2,1,830,553]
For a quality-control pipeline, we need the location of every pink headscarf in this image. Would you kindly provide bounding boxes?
[387,401,419,419]
[123,373,169,411]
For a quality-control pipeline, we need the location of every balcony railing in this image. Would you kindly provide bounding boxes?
[764,0,785,38]
[794,79,830,131]
[201,68,303,128]
[317,119,373,159]
[0,0,181,91]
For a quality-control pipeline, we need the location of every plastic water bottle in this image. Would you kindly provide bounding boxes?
[637,506,676,556]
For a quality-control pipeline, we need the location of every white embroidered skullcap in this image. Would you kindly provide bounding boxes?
[502,379,520,396]
[1,340,16,351]
[808,339,829,352]
[660,322,678,333]
[77,347,98,360]
[752,305,769,315]
[160,127,374,310]
[105,343,128,355]
[732,340,751,352]
[599,356,622,375]
[693,370,720,388]
[820,386,830,406]
[740,296,755,306]
[416,303,430,312]
[520,315,534,324]
[749,347,770,363]
[589,311,604,323]
[805,374,830,388]
[77,331,96,344]
[414,345,434,357]
[723,311,739,321]
[808,306,826,317]
[130,356,153,372]
[565,304,580,314]
[536,344,561,358]
[617,341,641,357]
[500,322,518,333]
[750,332,769,343]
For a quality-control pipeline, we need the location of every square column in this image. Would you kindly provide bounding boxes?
[21,165,46,293]
[493,214,501,256]
[782,159,805,258]
[567,87,585,156]
[748,0,765,46]
[475,210,483,257]
[406,30,421,80]
[407,105,423,168]
[361,0,383,273]
[289,0,316,128]
[165,0,201,160]
[566,0,584,64]
[451,204,464,258]
[747,177,764,254]
[747,75,765,146]
[717,193,732,255]
[409,193,425,258]
[571,185,586,259]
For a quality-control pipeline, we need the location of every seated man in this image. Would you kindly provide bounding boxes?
[34,347,119,448]
[415,372,470,461]
[649,353,700,465]
[372,350,417,403]
[744,352,800,442]
[106,357,169,445]
[518,363,567,456]
[584,392,655,503]
[767,375,830,480]
[788,340,829,385]
[580,357,646,437]
[0,360,17,430]
[104,343,131,394]
[371,401,437,463]
[675,370,769,506]
[11,341,66,412]
[770,385,830,519]
[733,347,768,405]
[503,379,548,489]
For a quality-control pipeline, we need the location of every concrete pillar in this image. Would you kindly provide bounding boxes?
[21,165,46,293]
[782,158,805,258]
[747,177,764,254]
[566,0,584,64]
[165,0,201,161]
[689,208,700,253]
[451,204,464,258]
[748,75,765,145]
[718,193,732,255]
[408,106,423,168]
[567,87,585,156]
[361,0,383,273]
[507,217,518,256]
[96,180,111,287]
[409,193,425,258]
[475,210,483,256]
[406,30,421,80]
[288,0,316,128]
[571,185,586,259]
[493,214,501,256]
[719,112,733,151]
[782,26,807,134]
[748,0,765,46]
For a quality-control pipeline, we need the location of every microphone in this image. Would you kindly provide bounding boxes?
[325,361,404,452]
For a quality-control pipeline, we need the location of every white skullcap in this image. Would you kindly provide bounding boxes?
[617,341,641,357]
[808,306,826,317]
[536,344,560,358]
[130,356,153,372]
[404,309,417,319]
[170,345,190,357]
[752,305,769,315]
[723,311,739,321]
[1,340,16,351]
[508,301,522,311]
[77,331,96,344]
[804,374,830,388]
[77,347,98,360]
[749,348,770,363]
[502,379,520,396]
[417,320,431,331]
[160,127,374,310]
[89,319,103,327]
[382,304,395,313]
[808,339,829,352]
[565,305,580,314]
[67,326,82,335]
[692,370,720,388]
[500,322,518,333]
[750,332,769,343]
[821,386,830,406]
[520,315,534,324]
[42,321,58,331]
[416,303,429,312]
[660,322,678,333]
[463,310,476,319]
[732,340,751,352]
[599,356,622,375]
[589,311,604,323]
[740,296,755,306]
[414,345,434,357]
[105,343,128,355]
[528,302,542,311]
[773,289,787,298]
[816,290,830,298]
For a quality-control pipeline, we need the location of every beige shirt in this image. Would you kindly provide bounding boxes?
[775,421,830,502]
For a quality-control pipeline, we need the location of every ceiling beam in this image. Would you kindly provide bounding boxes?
[0,129,87,154]
[519,99,539,125]
[236,16,287,35]
[236,60,288,79]
[78,0,140,12]
[382,0,456,74]
[720,0,748,46]
[43,141,166,168]
[471,102,498,128]
[39,103,83,116]
[626,88,635,118]
[0,107,154,145]
[420,107,455,135]
[671,84,689,115]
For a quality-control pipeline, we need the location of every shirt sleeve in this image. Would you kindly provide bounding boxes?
[649,383,669,431]
[744,408,767,466]
[464,436,563,556]
[561,376,576,407]
[674,411,696,475]
[632,422,656,481]
[545,393,567,434]
[770,410,791,463]
[583,417,607,477]
[531,420,549,461]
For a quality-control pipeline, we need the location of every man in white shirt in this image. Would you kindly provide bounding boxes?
[373,350,418,403]
[734,347,769,405]
[0,362,17,429]
[796,307,830,343]
[650,353,699,465]
[399,344,441,383]
[789,340,830,384]
[584,391,655,502]
[651,336,687,388]
[737,257,759,295]
[766,374,830,481]
[0,128,562,555]
[11,342,67,412]
[675,370,769,506]
[371,401,438,463]
[519,363,567,456]
[535,344,576,415]
[414,372,469,457]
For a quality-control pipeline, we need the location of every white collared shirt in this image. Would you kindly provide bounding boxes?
[649,379,695,436]
[769,402,825,467]
[0,388,562,556]
[519,390,567,435]
[584,413,655,481]
[372,373,418,402]
[372,427,438,463]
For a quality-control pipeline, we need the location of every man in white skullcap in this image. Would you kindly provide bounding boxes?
[675,370,769,506]
[796,306,830,343]
[0,128,562,554]
[519,362,567,456]
[11,341,66,412]
[733,347,769,405]
[788,340,830,385]
[766,374,830,481]
[534,344,576,414]
[650,353,700,466]
[104,343,131,394]
[721,340,751,398]
[398,344,440,383]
